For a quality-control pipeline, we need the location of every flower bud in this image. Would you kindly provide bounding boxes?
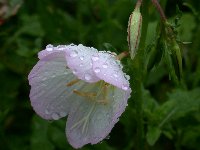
[127,7,142,59]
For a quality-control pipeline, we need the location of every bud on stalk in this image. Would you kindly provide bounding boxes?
[127,7,142,59]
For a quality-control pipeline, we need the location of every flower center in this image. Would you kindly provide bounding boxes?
[66,79,110,105]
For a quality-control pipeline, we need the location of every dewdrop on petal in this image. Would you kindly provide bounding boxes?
[127,5,142,59]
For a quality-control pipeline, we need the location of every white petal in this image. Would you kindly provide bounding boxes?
[66,84,131,148]
[65,44,100,83]
[38,44,68,59]
[28,51,86,120]
[92,52,130,91]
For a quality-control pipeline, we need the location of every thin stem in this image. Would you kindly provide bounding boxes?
[152,0,184,87]
[116,51,129,60]
[158,108,177,128]
[151,0,174,39]
[135,0,143,10]
[129,0,150,150]
[151,0,167,22]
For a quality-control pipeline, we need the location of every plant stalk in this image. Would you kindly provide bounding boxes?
[129,0,150,149]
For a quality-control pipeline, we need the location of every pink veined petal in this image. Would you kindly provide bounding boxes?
[66,85,131,148]
[92,52,131,91]
[65,44,100,83]
[28,51,86,120]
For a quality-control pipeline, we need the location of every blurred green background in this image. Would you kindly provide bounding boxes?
[0,0,200,150]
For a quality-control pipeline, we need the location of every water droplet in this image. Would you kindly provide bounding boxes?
[52,113,59,120]
[51,73,56,78]
[96,115,102,121]
[57,45,66,50]
[72,69,77,74]
[105,135,110,140]
[70,44,75,46]
[102,63,108,68]
[46,44,53,51]
[110,60,117,66]
[79,56,84,60]
[70,50,78,57]
[94,67,100,73]
[124,74,130,80]
[111,52,117,56]
[59,111,67,117]
[113,73,118,78]
[45,109,50,115]
[122,84,128,91]
[41,83,47,87]
[79,63,83,67]
[106,113,110,118]
[116,60,123,68]
[94,137,103,143]
[42,77,47,81]
[92,55,99,61]
[84,73,91,81]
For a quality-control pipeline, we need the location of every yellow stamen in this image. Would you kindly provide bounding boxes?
[96,83,109,105]
[97,99,109,105]
[73,89,97,98]
[103,84,108,99]
[68,80,111,105]
[66,79,80,86]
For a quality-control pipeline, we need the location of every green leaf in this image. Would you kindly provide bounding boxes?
[178,13,195,42]
[19,14,45,37]
[146,126,161,146]
[31,116,54,150]
[143,88,159,114]
[156,88,200,127]
[102,43,117,53]
[181,125,200,150]
[146,21,158,46]
[163,40,179,84]
[48,120,73,150]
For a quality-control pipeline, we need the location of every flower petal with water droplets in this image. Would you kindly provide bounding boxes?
[28,51,86,120]
[29,43,132,149]
[66,85,131,148]
[38,44,68,60]
[65,44,100,83]
[92,52,130,91]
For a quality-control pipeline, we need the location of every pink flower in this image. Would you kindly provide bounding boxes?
[28,44,131,148]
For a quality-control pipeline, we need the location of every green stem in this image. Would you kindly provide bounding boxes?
[129,0,150,149]
[151,0,167,22]
[135,0,143,10]
[152,0,184,87]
